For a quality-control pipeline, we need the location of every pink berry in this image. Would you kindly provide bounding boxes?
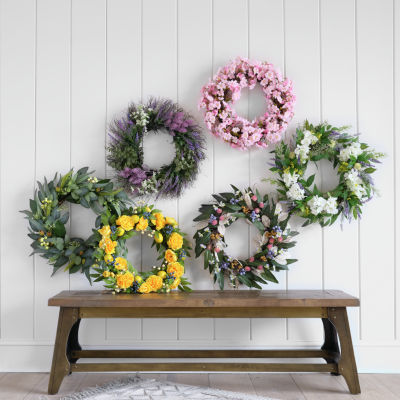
[267,244,273,250]
[254,208,260,213]
[219,215,225,221]
[215,247,221,253]
[259,202,264,208]
[211,220,218,225]
[257,265,264,270]
[251,195,257,201]
[245,266,251,272]
[269,238,274,244]
[249,257,255,262]
[278,237,283,242]
[216,208,222,214]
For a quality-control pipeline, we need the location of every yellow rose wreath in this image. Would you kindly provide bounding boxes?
[90,201,191,293]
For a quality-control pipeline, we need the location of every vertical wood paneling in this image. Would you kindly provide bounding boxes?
[284,0,323,342]
[248,0,287,344]
[34,0,71,341]
[0,0,399,370]
[105,0,142,342]
[213,0,251,341]
[357,0,395,341]
[177,0,214,340]
[395,0,400,341]
[70,0,107,344]
[0,0,36,340]
[141,0,179,341]
[320,0,359,340]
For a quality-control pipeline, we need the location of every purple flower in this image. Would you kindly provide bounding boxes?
[119,167,147,185]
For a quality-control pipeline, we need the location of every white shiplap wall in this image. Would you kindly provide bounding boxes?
[0,0,398,372]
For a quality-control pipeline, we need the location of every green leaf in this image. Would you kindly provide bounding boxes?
[53,221,66,237]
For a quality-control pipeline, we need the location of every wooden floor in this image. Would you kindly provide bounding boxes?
[0,372,398,399]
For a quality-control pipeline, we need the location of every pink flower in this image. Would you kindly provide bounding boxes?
[219,215,225,221]
[211,220,218,226]
[251,195,257,201]
[215,247,221,253]
[259,202,264,208]
[269,238,274,244]
[249,257,254,262]
[216,208,222,214]
[267,244,273,250]
[277,237,283,242]
[254,208,260,213]
[245,266,251,272]
[257,265,264,270]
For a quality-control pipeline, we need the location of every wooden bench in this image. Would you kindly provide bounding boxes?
[48,290,361,395]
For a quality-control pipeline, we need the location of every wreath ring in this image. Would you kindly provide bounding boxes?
[199,57,296,150]
[107,98,206,199]
[270,121,384,226]
[90,202,192,293]
[22,167,130,280]
[193,186,298,289]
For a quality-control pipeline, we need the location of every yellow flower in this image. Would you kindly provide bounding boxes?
[145,206,151,212]
[165,217,178,226]
[167,232,183,250]
[136,216,148,231]
[104,254,113,263]
[131,215,140,224]
[100,238,118,255]
[170,277,180,289]
[157,270,167,279]
[154,231,163,243]
[146,275,163,292]
[102,270,110,278]
[98,225,111,237]
[116,271,134,289]
[115,227,125,236]
[114,257,128,271]
[116,215,135,231]
[167,262,184,278]
[153,213,165,230]
[135,275,143,284]
[138,282,151,294]
[165,249,177,263]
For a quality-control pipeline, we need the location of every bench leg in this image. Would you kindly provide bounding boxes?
[48,307,79,395]
[328,307,361,394]
[321,318,340,375]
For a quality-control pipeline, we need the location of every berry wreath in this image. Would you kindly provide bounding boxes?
[107,98,206,199]
[193,186,298,289]
[22,167,130,280]
[270,121,384,227]
[90,201,192,293]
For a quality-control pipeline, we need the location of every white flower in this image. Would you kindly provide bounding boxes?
[324,196,338,214]
[261,215,270,228]
[217,224,226,236]
[275,249,289,265]
[243,193,253,209]
[274,202,288,221]
[283,171,299,187]
[339,142,362,162]
[344,169,367,199]
[294,144,310,164]
[301,130,318,146]
[307,196,327,215]
[287,183,305,201]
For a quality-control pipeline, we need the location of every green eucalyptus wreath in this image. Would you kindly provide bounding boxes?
[193,186,298,289]
[22,167,130,281]
[270,121,383,226]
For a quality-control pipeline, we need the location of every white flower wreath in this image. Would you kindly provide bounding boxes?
[270,121,384,226]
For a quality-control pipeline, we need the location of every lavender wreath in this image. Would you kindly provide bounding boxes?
[107,98,206,199]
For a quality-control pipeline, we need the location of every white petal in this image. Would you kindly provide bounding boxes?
[262,215,270,228]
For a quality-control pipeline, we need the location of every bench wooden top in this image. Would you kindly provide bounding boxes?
[48,290,359,308]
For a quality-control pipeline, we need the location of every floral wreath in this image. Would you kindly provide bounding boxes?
[193,186,298,289]
[22,167,130,280]
[270,121,384,226]
[90,201,192,293]
[107,98,206,198]
[199,57,296,150]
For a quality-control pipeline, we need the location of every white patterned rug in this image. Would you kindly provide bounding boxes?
[59,376,278,400]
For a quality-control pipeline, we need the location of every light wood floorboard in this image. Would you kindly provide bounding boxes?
[0,373,397,399]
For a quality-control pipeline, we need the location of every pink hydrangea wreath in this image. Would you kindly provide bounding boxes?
[199,57,296,150]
